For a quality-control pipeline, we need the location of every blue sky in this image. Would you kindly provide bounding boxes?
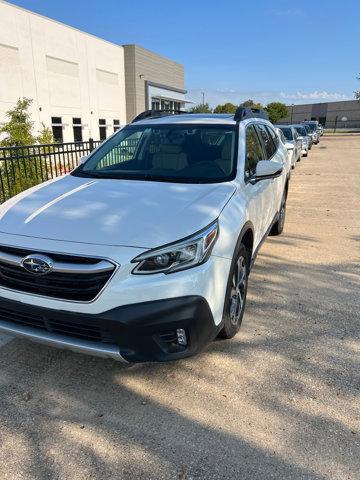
[9,0,360,107]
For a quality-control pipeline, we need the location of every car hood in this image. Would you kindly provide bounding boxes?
[0,175,236,248]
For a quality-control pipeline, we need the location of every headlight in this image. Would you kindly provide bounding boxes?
[131,220,219,274]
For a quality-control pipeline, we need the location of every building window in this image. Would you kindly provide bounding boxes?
[161,100,172,111]
[73,117,83,142]
[99,119,107,141]
[151,98,160,110]
[51,116,63,143]
[113,119,120,132]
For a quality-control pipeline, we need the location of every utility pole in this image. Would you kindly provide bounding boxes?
[202,92,205,105]
[290,104,294,123]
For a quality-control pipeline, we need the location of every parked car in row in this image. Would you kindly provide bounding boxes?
[0,107,290,363]
[276,127,297,169]
[302,121,320,144]
[275,125,302,168]
[293,124,310,157]
[303,124,314,149]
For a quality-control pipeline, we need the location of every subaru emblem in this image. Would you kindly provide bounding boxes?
[21,255,53,275]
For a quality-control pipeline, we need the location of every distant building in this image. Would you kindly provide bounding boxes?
[123,45,186,122]
[0,0,187,143]
[279,100,360,128]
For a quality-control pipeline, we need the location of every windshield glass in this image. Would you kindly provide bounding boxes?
[304,123,316,132]
[294,126,307,136]
[279,127,293,140]
[73,124,237,183]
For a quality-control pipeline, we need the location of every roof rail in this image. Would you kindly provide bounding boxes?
[132,109,188,123]
[234,107,268,123]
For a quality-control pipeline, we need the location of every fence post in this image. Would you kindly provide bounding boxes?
[89,137,94,152]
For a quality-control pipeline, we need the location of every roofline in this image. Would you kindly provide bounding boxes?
[0,0,121,50]
[286,99,359,107]
[122,44,184,68]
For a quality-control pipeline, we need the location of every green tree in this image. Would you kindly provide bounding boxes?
[213,102,237,114]
[240,99,263,109]
[265,102,289,123]
[189,103,212,113]
[0,97,36,147]
[37,122,55,145]
[0,99,53,201]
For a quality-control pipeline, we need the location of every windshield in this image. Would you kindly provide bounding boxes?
[294,126,307,136]
[73,124,237,183]
[303,123,317,132]
[279,127,293,140]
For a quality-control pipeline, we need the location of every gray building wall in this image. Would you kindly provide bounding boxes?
[123,44,185,122]
[279,100,360,128]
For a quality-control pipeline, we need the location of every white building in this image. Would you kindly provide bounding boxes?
[0,0,187,144]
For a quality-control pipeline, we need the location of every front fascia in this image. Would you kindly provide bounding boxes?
[0,232,231,326]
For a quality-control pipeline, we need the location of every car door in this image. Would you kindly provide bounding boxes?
[255,123,283,231]
[265,124,287,214]
[243,123,274,247]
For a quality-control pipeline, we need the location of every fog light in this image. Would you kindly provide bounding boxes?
[176,328,187,346]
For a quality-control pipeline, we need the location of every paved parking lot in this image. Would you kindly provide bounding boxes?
[0,135,359,480]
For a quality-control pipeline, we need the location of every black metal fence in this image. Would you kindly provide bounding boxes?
[0,139,101,203]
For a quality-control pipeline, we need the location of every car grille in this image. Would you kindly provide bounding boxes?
[0,304,114,344]
[0,245,117,302]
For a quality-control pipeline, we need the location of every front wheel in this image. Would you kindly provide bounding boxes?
[218,244,249,339]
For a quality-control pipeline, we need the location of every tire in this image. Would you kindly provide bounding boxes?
[270,193,287,236]
[218,243,249,339]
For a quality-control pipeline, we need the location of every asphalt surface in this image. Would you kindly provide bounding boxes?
[0,135,359,480]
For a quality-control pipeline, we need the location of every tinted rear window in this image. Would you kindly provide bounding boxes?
[279,127,293,141]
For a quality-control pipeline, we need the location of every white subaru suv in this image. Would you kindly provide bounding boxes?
[0,107,289,363]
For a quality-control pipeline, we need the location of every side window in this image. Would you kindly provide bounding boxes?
[266,125,279,150]
[245,125,264,180]
[256,124,276,159]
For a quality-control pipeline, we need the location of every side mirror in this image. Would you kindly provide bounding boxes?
[255,160,283,181]
[78,155,88,165]
[285,142,294,151]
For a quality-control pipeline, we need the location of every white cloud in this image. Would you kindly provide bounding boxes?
[280,91,351,101]
[186,88,352,108]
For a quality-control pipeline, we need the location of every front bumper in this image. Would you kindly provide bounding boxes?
[0,295,217,362]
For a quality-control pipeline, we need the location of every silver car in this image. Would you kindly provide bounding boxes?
[275,125,302,166]
[293,125,309,157]
[302,121,319,144]
[303,124,313,149]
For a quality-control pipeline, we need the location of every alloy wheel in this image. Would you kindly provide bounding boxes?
[229,256,247,325]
